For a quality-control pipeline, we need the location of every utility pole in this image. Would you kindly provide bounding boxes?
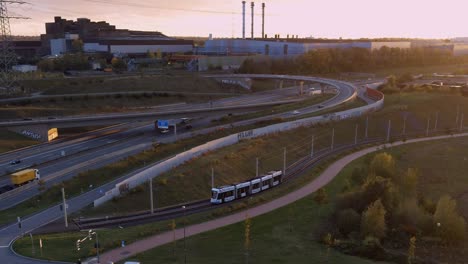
[426,117,430,136]
[149,178,154,214]
[61,188,68,228]
[255,157,259,177]
[386,120,391,142]
[0,1,29,92]
[434,111,439,131]
[402,114,407,135]
[174,123,177,140]
[354,124,358,145]
[283,147,286,176]
[211,167,214,189]
[460,113,464,132]
[365,116,369,139]
[456,105,460,128]
[331,128,335,150]
[29,233,35,255]
[310,135,314,158]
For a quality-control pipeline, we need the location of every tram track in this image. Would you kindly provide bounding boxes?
[70,137,386,230]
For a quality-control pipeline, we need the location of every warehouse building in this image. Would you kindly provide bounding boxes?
[42,17,193,56]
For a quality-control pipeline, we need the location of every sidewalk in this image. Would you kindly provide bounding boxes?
[99,132,468,263]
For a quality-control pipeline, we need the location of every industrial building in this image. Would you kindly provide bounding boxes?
[42,16,193,56]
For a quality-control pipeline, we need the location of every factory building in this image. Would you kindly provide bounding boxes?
[42,17,193,56]
[200,39,411,56]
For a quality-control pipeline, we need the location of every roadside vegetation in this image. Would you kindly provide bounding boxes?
[15,134,468,263]
[239,47,468,76]
[0,92,228,120]
[0,130,38,153]
[11,90,468,263]
[82,92,468,217]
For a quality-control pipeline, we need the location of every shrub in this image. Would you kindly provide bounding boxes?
[433,195,466,244]
[361,199,387,240]
[337,208,361,236]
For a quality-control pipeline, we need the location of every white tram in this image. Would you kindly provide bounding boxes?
[210,170,283,204]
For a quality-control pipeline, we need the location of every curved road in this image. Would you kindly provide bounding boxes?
[100,133,468,264]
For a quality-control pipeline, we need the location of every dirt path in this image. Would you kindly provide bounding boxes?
[98,133,468,264]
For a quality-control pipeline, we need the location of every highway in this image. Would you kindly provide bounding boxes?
[0,74,359,264]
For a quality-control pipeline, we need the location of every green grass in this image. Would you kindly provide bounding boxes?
[0,130,38,153]
[88,92,468,216]
[250,79,297,92]
[211,94,335,125]
[119,135,468,264]
[0,114,316,227]
[13,91,468,263]
[0,93,228,120]
[13,146,382,264]
[20,73,246,95]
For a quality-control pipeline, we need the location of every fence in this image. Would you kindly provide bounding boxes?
[94,80,384,207]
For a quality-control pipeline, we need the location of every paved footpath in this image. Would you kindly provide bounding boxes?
[99,132,468,264]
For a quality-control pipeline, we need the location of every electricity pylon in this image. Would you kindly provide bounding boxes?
[0,0,28,93]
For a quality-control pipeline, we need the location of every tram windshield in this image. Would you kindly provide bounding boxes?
[211,190,218,199]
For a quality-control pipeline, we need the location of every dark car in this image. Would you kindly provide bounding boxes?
[317,105,325,109]
[10,159,21,165]
[185,124,193,130]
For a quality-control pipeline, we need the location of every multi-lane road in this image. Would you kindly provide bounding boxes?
[0,74,361,264]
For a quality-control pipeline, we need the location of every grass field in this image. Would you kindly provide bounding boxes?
[13,147,384,264]
[2,74,247,120]
[0,93,228,120]
[85,92,468,216]
[0,130,38,153]
[16,135,468,264]
[20,74,245,95]
[13,91,468,263]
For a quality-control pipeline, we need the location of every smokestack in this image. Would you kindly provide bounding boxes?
[242,1,246,39]
[262,3,265,39]
[251,2,254,39]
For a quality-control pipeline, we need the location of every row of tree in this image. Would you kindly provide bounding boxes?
[239,47,468,75]
[323,152,466,261]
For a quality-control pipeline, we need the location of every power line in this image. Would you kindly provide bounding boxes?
[0,0,29,92]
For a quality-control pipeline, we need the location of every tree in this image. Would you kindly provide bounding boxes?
[407,236,416,264]
[361,199,387,240]
[400,168,418,197]
[337,208,361,236]
[313,188,328,205]
[433,195,466,244]
[111,57,127,71]
[369,152,396,180]
[244,214,251,264]
[147,50,156,59]
[72,39,84,53]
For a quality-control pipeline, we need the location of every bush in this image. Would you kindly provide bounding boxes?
[361,199,387,240]
[433,195,466,244]
[337,208,361,236]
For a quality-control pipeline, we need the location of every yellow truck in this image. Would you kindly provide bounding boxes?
[10,169,41,186]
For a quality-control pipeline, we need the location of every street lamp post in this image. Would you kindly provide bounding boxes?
[182,205,187,264]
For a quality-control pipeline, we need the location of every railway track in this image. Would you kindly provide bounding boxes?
[71,137,385,230]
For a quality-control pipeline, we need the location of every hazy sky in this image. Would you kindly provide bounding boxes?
[8,0,468,39]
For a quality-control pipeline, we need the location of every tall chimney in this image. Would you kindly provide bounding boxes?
[242,1,246,39]
[251,2,254,39]
[262,3,265,39]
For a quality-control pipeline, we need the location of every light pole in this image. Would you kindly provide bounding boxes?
[182,205,187,264]
[76,230,99,264]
